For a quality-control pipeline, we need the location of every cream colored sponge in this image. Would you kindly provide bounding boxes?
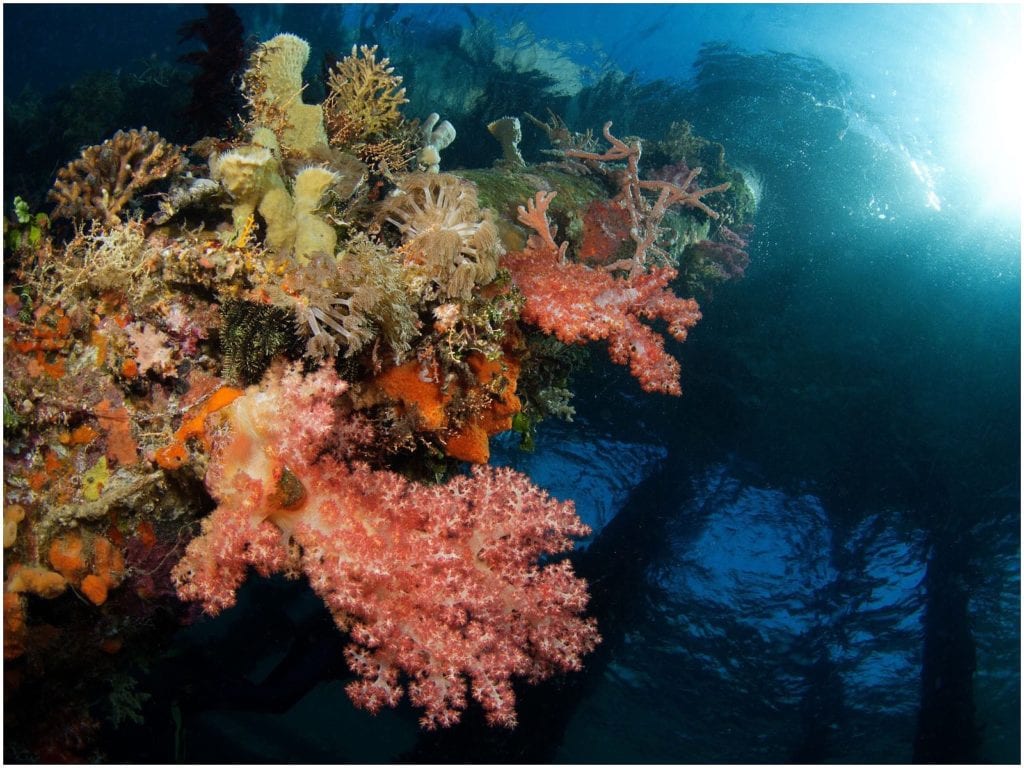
[292,167,339,259]
[246,33,329,154]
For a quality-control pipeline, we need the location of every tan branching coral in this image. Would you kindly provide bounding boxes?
[379,173,502,301]
[49,128,184,226]
[324,45,408,145]
[322,45,413,176]
[242,33,329,155]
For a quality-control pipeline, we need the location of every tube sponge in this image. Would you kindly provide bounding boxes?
[418,113,456,173]
[211,131,339,261]
[244,33,329,154]
[291,167,339,259]
[209,145,281,231]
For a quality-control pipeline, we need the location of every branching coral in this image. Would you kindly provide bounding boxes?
[504,191,701,395]
[49,128,184,226]
[379,173,502,302]
[324,44,408,147]
[565,121,732,274]
[171,364,599,728]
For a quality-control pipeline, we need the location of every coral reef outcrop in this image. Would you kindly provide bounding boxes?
[3,27,756,755]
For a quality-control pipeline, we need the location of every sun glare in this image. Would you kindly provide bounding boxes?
[950,37,1023,216]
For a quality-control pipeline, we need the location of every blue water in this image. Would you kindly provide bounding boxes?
[3,3,1020,763]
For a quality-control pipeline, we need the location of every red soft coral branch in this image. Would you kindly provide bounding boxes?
[172,363,599,729]
[517,190,569,262]
[504,191,701,396]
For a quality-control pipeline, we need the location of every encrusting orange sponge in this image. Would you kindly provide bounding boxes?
[374,360,451,431]
[45,529,126,605]
[80,574,109,606]
[154,385,244,470]
[6,565,68,599]
[445,353,522,464]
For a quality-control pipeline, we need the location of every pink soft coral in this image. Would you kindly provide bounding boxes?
[503,191,701,395]
[126,322,175,375]
[172,363,599,728]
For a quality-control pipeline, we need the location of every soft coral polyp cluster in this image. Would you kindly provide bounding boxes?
[172,363,599,728]
[504,192,702,396]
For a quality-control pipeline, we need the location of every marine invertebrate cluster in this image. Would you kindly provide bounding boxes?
[24,217,155,312]
[4,29,755,750]
[267,233,419,361]
[684,223,753,291]
[219,299,303,385]
[47,528,125,606]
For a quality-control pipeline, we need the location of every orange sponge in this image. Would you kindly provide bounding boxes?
[375,360,451,431]
[48,531,87,583]
[446,422,491,464]
[6,565,67,598]
[91,535,125,590]
[80,574,109,606]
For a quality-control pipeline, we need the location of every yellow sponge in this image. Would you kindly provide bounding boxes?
[292,167,339,259]
[246,33,328,154]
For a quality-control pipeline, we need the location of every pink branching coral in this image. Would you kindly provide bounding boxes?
[504,191,701,395]
[172,363,599,728]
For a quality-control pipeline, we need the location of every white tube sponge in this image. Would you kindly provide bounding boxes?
[418,112,456,173]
